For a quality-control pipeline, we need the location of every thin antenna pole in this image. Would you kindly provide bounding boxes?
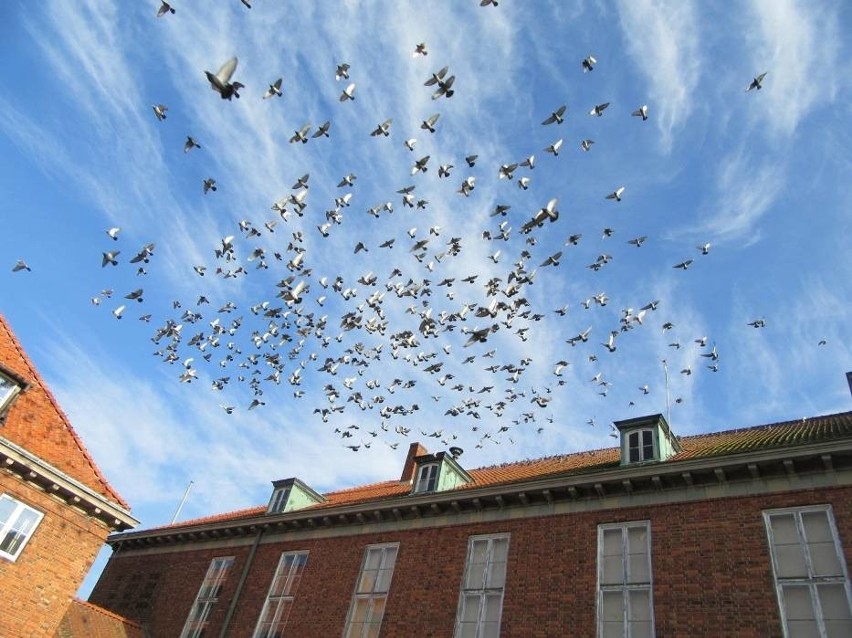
[170,480,194,524]
[662,359,670,424]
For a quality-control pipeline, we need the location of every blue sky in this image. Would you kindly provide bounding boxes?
[1,1,850,597]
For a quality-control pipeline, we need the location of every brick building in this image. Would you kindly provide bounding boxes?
[91,411,852,637]
[0,314,138,637]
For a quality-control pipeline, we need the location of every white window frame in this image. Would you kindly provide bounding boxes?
[180,555,236,638]
[0,494,44,562]
[763,505,852,637]
[343,543,399,638]
[454,533,510,638]
[597,521,655,638]
[0,370,23,416]
[414,463,439,493]
[253,550,309,638]
[268,486,291,514]
[627,429,655,463]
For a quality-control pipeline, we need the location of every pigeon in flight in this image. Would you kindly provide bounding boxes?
[673,259,693,270]
[413,42,428,57]
[371,119,393,137]
[156,1,175,17]
[262,78,283,99]
[205,57,244,100]
[746,72,767,92]
[106,227,121,241]
[335,63,351,81]
[589,102,610,117]
[421,113,440,133]
[152,104,168,120]
[12,259,30,272]
[339,83,356,101]
[582,55,596,72]
[632,105,649,120]
[290,124,312,144]
[203,178,217,193]
[184,136,201,153]
[580,139,594,152]
[542,105,567,125]
[544,138,563,156]
[312,121,331,138]
[605,186,625,202]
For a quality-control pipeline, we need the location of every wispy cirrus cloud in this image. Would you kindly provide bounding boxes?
[616,0,702,153]
[744,0,844,140]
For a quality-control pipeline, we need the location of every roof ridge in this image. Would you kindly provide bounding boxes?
[0,313,129,510]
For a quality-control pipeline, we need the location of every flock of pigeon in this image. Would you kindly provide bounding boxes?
[12,2,785,453]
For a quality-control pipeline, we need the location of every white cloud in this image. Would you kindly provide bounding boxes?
[744,0,843,140]
[616,0,702,152]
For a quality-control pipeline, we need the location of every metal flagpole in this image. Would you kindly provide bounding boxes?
[170,480,194,524]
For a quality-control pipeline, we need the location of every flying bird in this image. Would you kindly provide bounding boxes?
[262,78,283,99]
[632,105,649,120]
[371,119,393,137]
[746,72,767,92]
[12,259,30,272]
[335,63,351,81]
[542,105,567,125]
[106,227,121,241]
[589,102,609,117]
[205,57,243,100]
[152,104,168,120]
[582,55,596,72]
[421,113,440,133]
[580,139,594,152]
[156,1,175,17]
[102,251,120,267]
[312,121,331,138]
[413,42,428,57]
[605,186,625,202]
[203,178,217,193]
[184,136,201,153]
[290,124,312,144]
[340,83,356,101]
[673,259,693,270]
[544,138,563,156]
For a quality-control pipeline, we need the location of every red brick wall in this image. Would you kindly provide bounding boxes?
[0,474,110,638]
[91,485,852,637]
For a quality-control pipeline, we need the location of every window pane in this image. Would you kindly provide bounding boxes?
[0,496,16,524]
[375,567,394,593]
[825,620,852,638]
[801,511,832,543]
[358,569,378,593]
[465,563,486,590]
[461,594,481,622]
[775,545,808,578]
[629,589,651,622]
[491,537,509,563]
[602,555,624,585]
[818,584,852,620]
[350,598,369,624]
[602,529,623,557]
[457,622,478,638]
[483,593,503,621]
[786,620,820,638]
[770,514,799,545]
[783,585,816,620]
[368,597,386,623]
[480,621,501,638]
[809,543,842,577]
[487,559,507,588]
[601,590,624,622]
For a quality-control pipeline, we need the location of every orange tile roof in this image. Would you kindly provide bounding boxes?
[0,313,129,509]
[154,411,852,533]
[55,599,145,638]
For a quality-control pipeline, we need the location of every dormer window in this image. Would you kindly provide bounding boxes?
[266,478,325,515]
[410,450,472,495]
[614,414,681,466]
[268,486,291,514]
[627,429,655,463]
[414,463,439,493]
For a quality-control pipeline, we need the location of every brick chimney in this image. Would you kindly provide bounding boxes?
[400,442,429,482]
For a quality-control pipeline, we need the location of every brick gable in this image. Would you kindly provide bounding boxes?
[0,313,128,508]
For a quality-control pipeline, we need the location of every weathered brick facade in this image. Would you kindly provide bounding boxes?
[90,413,852,637]
[0,314,137,637]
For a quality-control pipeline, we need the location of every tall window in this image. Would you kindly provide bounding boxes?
[597,521,654,638]
[414,463,439,493]
[455,533,510,638]
[344,543,399,638]
[764,506,852,637]
[627,430,655,463]
[180,556,235,638]
[0,494,44,561]
[253,551,308,638]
